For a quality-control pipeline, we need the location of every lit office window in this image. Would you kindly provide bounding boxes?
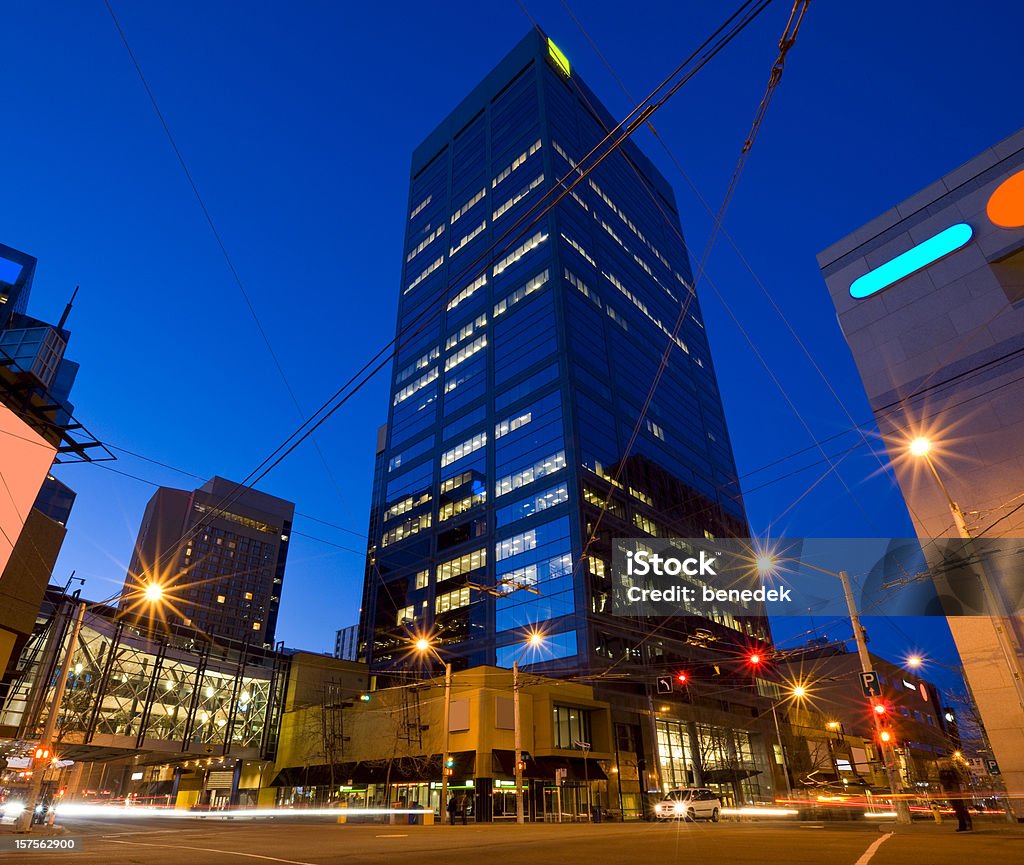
[565,269,601,308]
[444,334,487,372]
[492,139,542,189]
[493,231,548,276]
[441,431,487,468]
[445,314,487,350]
[393,367,439,405]
[450,220,486,256]
[646,419,665,441]
[436,547,486,583]
[560,233,596,267]
[410,195,432,220]
[407,223,445,263]
[451,187,486,224]
[436,586,471,613]
[493,173,544,220]
[395,346,440,384]
[405,255,444,295]
[495,450,566,496]
[446,273,487,311]
[493,268,550,317]
[495,410,531,438]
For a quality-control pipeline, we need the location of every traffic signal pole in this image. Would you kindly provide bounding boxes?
[838,571,911,825]
[15,600,86,833]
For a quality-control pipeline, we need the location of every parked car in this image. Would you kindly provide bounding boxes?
[654,788,722,822]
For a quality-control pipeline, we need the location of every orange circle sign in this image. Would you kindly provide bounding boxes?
[987,169,1024,228]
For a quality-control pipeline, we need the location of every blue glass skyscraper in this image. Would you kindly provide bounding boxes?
[361,31,757,677]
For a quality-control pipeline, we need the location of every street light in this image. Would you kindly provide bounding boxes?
[512,631,545,824]
[16,584,166,832]
[768,683,809,802]
[756,552,912,824]
[413,637,452,824]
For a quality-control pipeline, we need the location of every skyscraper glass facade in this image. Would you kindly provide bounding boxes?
[362,31,755,674]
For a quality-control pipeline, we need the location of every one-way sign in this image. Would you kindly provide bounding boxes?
[656,676,673,694]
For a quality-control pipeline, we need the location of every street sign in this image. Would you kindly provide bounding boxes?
[987,759,1000,775]
[656,676,672,694]
[859,671,881,697]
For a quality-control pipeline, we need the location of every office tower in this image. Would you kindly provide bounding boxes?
[122,477,294,647]
[361,30,755,678]
[819,126,1024,817]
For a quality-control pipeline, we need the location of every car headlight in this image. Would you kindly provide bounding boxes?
[674,803,686,813]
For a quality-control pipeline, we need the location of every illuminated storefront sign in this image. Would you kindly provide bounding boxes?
[849,223,973,299]
[849,167,1024,299]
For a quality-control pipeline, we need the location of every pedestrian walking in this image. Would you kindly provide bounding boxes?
[938,759,973,833]
[447,794,458,825]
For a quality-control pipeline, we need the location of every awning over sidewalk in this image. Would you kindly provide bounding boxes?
[491,750,607,782]
[270,751,476,787]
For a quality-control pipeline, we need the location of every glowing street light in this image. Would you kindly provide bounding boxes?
[908,437,932,457]
[413,637,452,824]
[512,631,545,824]
[143,582,165,603]
[754,549,911,824]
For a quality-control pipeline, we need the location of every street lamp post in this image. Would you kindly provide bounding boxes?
[770,699,794,800]
[414,638,452,824]
[512,632,544,824]
[908,438,1024,712]
[16,584,165,832]
[757,555,911,824]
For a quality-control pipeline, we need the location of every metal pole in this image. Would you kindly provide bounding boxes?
[770,702,793,800]
[16,601,86,832]
[514,661,524,824]
[838,570,911,824]
[645,689,663,795]
[439,661,451,825]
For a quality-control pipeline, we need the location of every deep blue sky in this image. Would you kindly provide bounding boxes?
[5,1,1020,694]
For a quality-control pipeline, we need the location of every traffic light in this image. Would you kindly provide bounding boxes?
[33,746,50,761]
[443,767,455,777]
[445,757,455,769]
[879,729,893,744]
[516,760,527,771]
[676,672,688,685]
[359,694,371,702]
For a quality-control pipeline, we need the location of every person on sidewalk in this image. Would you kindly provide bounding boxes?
[447,795,458,825]
[938,759,973,833]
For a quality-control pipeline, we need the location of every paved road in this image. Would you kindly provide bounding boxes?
[3,816,1022,865]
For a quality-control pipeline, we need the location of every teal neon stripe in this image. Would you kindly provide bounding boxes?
[849,223,973,299]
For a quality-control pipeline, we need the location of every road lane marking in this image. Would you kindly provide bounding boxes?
[100,838,318,865]
[854,832,893,865]
[375,833,409,837]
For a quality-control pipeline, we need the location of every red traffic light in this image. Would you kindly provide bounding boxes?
[748,653,762,665]
[879,730,893,743]
[676,672,688,684]
[873,703,888,715]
